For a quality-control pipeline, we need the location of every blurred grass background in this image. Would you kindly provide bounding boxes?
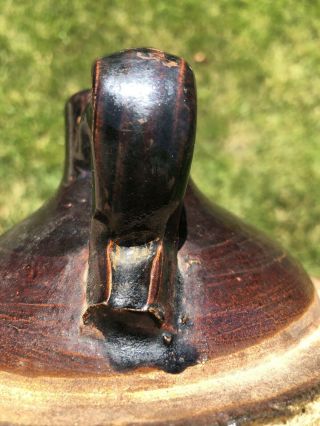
[0,0,319,274]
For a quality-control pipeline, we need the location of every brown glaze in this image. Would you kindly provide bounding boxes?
[85,49,196,341]
[0,89,94,373]
[0,49,317,378]
[181,185,315,357]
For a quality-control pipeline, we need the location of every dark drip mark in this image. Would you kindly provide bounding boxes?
[83,271,198,374]
[104,332,198,374]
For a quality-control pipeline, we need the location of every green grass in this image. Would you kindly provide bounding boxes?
[1,0,320,274]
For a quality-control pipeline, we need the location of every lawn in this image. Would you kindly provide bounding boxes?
[1,0,320,274]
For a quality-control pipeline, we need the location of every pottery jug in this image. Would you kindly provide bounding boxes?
[0,48,319,425]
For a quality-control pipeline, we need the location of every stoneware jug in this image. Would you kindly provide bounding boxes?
[0,48,319,425]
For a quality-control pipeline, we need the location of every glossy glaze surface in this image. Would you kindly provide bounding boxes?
[0,49,316,376]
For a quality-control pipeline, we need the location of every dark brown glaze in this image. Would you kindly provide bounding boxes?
[180,184,315,358]
[0,89,95,373]
[0,49,316,377]
[85,48,196,341]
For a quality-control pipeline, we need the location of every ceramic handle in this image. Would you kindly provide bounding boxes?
[85,48,196,331]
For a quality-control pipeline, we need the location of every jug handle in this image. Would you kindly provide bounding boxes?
[84,48,196,333]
